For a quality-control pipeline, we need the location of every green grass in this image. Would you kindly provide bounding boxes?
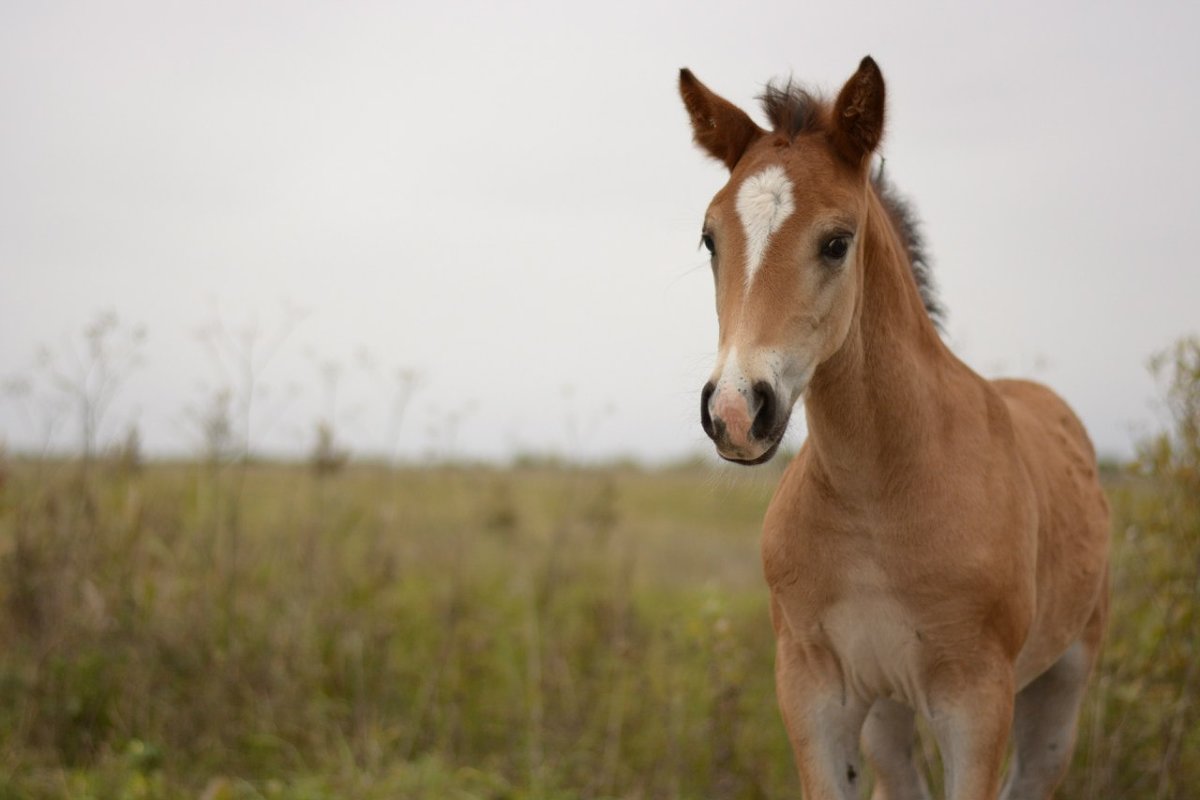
[0,449,1195,798]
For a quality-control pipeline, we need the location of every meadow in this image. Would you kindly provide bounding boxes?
[0,339,1196,799]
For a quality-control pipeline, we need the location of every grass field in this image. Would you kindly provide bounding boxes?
[0,451,1195,800]
[0,341,1196,800]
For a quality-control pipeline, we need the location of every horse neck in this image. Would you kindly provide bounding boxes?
[803,185,959,492]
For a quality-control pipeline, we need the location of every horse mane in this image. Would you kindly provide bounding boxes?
[759,79,823,138]
[757,80,945,329]
[872,166,944,329]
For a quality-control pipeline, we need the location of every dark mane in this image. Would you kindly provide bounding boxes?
[758,78,945,329]
[758,79,823,138]
[873,165,944,328]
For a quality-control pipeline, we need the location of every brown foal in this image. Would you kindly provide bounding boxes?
[679,57,1109,799]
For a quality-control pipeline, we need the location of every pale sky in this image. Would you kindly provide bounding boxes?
[3,1,1198,463]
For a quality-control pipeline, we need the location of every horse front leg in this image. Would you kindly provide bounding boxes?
[928,656,1015,800]
[775,634,870,800]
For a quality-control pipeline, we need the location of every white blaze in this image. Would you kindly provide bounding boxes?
[735,164,795,289]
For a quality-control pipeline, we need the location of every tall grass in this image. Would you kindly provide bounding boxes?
[1067,336,1200,798]
[0,459,787,799]
[0,338,1196,799]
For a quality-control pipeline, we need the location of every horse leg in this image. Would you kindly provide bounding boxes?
[861,698,931,800]
[775,641,870,799]
[1000,593,1106,800]
[929,660,1014,800]
[996,640,1094,799]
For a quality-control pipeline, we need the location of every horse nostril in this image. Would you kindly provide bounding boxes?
[750,381,777,441]
[700,381,717,439]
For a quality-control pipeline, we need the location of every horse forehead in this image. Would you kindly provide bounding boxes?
[715,156,829,228]
[736,164,796,214]
[733,163,797,287]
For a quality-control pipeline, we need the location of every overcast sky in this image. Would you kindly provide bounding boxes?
[3,1,1198,463]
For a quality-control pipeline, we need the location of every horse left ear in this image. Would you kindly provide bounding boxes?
[830,56,886,167]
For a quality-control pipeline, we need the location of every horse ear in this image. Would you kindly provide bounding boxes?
[679,69,764,171]
[830,56,886,167]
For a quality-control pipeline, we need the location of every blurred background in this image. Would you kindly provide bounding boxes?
[1,1,1197,798]
[4,0,1199,464]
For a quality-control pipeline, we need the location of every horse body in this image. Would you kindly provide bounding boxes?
[995,379,1110,686]
[679,58,1108,799]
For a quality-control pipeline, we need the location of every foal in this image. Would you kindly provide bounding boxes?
[679,58,1109,800]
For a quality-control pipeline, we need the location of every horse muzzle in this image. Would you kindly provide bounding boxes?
[701,379,789,464]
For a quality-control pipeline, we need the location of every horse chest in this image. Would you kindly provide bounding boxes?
[779,559,931,709]
[821,584,927,706]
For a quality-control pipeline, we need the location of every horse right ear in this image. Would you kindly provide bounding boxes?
[679,69,763,171]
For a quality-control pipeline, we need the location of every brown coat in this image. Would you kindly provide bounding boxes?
[681,58,1109,800]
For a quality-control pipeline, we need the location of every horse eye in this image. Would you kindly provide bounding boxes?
[821,235,850,262]
[701,233,715,255]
